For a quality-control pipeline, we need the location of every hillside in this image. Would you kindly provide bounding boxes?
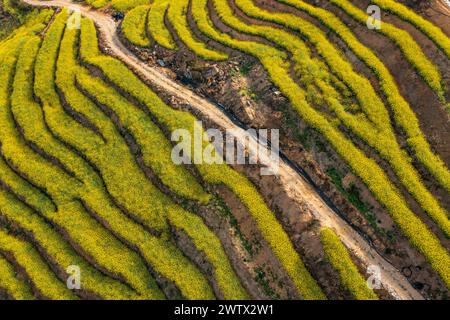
[0,0,448,301]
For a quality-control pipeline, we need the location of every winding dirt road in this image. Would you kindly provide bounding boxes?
[22,0,423,300]
[439,0,450,15]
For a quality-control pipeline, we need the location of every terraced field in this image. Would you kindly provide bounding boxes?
[0,0,448,300]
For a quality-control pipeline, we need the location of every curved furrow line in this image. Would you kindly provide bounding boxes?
[73,54,290,301]
[50,19,235,300]
[69,168,217,300]
[208,1,372,139]
[11,36,90,185]
[0,252,35,300]
[0,63,146,299]
[12,0,444,299]
[2,26,175,297]
[34,10,105,150]
[229,0,450,236]
[0,209,96,301]
[216,0,341,97]
[3,5,179,297]
[0,151,159,298]
[121,5,151,47]
[75,80,206,211]
[85,0,110,8]
[74,68,210,204]
[210,0,367,120]
[39,15,213,297]
[211,0,450,238]
[188,0,450,288]
[22,0,426,299]
[0,227,76,300]
[76,198,185,299]
[0,43,159,297]
[79,15,326,300]
[65,22,247,299]
[369,0,450,58]
[0,151,56,215]
[330,0,445,100]
[0,245,49,300]
[0,9,54,51]
[0,39,81,205]
[117,1,448,239]
[0,185,141,299]
[168,0,228,60]
[59,18,228,299]
[166,207,250,299]
[74,12,284,299]
[224,0,450,244]
[57,33,177,233]
[77,57,221,206]
[49,12,168,234]
[275,0,450,194]
[148,0,177,49]
[0,118,155,298]
[0,143,162,298]
[320,228,378,300]
[112,0,150,12]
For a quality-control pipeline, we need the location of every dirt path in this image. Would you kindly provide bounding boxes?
[438,0,450,15]
[22,0,423,300]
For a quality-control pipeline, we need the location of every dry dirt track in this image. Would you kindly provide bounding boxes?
[438,0,450,15]
[22,0,424,300]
